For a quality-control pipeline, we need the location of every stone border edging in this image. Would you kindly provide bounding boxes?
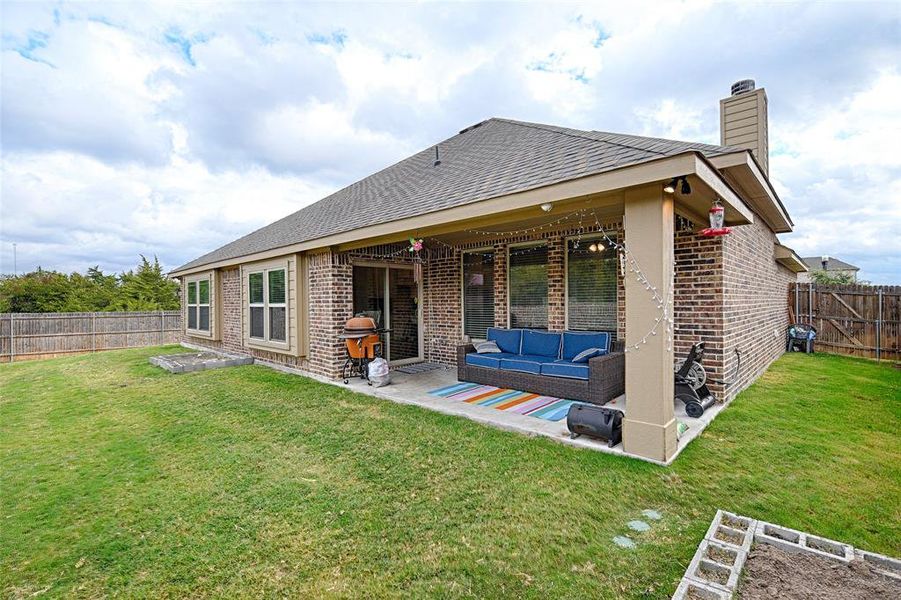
[672,510,901,599]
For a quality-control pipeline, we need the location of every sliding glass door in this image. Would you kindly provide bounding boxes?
[352,264,421,364]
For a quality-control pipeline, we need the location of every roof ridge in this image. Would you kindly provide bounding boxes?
[592,129,742,152]
[493,118,672,158]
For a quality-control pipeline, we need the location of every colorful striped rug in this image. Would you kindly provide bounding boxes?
[428,382,581,422]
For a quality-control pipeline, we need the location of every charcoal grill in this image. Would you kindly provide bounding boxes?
[339,316,390,384]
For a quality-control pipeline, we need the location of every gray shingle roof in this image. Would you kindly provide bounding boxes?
[175,118,742,272]
[801,257,860,271]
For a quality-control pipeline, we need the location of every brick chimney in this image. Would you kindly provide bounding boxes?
[720,79,769,176]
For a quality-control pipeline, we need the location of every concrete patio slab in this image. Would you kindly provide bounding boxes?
[239,353,729,465]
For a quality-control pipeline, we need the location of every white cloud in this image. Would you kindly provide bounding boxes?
[1,1,899,284]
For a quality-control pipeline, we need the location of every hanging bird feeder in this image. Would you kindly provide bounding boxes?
[699,199,732,237]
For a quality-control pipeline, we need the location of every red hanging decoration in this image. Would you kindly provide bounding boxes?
[700,199,732,237]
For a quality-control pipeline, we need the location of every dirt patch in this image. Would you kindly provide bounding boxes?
[737,543,901,600]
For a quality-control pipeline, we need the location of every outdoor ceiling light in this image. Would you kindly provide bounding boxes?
[540,202,554,212]
[663,178,677,194]
[664,176,692,195]
[589,243,598,252]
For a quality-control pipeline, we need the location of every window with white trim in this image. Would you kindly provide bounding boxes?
[248,267,287,343]
[186,276,211,334]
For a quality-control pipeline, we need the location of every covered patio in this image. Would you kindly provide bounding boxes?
[326,150,760,463]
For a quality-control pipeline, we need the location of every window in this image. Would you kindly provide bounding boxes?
[186,276,211,333]
[248,267,287,344]
[462,250,494,339]
[567,237,617,334]
[508,244,547,329]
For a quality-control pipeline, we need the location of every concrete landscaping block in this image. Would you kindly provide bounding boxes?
[753,521,853,564]
[676,510,901,599]
[704,510,755,553]
[686,539,747,592]
[856,548,901,581]
[149,351,253,374]
[671,577,731,600]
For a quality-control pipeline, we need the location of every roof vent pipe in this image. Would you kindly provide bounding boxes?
[434,145,441,167]
[731,79,756,96]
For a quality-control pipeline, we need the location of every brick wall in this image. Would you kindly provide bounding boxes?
[673,225,726,399]
[721,218,794,398]
[671,216,793,402]
[547,235,566,331]
[423,246,462,364]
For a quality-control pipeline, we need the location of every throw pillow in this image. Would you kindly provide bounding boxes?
[572,347,602,363]
[475,341,502,354]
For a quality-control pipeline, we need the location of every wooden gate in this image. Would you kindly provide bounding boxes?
[789,283,900,361]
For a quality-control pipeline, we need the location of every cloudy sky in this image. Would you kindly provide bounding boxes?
[2,1,899,283]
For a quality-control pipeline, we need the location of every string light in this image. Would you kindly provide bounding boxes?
[349,204,676,355]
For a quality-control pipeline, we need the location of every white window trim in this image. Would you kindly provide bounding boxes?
[246,264,290,351]
[460,247,495,341]
[563,233,618,333]
[185,273,213,338]
[506,241,549,329]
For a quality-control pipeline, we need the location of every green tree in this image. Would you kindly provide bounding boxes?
[810,270,855,285]
[115,256,181,311]
[0,269,72,312]
[0,257,180,313]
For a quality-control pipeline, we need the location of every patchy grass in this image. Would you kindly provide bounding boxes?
[1,348,898,598]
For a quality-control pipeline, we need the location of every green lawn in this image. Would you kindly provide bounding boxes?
[1,348,898,599]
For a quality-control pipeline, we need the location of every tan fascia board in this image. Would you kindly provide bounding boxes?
[775,243,808,273]
[170,151,748,277]
[709,151,793,233]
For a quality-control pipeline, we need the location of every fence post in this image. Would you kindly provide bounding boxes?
[8,313,13,364]
[793,283,799,324]
[876,287,883,362]
[160,310,164,345]
[808,283,814,324]
[92,313,96,353]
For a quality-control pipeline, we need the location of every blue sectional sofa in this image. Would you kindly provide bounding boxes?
[457,327,625,405]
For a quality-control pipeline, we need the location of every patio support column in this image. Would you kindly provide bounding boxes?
[622,184,677,463]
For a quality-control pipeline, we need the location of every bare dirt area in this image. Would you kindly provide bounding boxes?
[737,543,901,600]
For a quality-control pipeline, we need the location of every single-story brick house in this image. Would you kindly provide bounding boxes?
[171,80,806,462]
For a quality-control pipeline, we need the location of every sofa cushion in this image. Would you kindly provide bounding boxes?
[540,360,590,380]
[474,340,501,354]
[562,331,610,361]
[499,354,554,374]
[521,329,563,358]
[572,347,603,363]
[465,352,516,369]
[487,327,523,354]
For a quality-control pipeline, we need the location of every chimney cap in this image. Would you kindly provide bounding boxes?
[731,79,756,96]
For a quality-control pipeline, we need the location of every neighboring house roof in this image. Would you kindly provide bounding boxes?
[801,257,860,272]
[175,118,745,272]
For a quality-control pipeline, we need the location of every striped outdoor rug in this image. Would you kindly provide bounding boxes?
[428,382,581,422]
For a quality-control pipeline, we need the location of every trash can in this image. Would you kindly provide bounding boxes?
[786,323,816,353]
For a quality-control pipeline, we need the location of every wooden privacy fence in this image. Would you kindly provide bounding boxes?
[0,311,182,363]
[790,283,900,361]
